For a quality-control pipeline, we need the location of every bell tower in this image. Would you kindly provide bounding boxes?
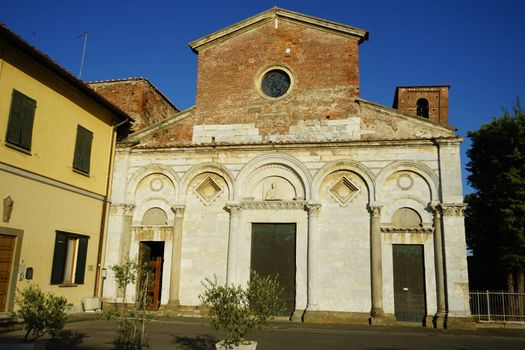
[393,85,449,124]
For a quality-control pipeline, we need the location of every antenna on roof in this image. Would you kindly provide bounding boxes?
[77,32,88,79]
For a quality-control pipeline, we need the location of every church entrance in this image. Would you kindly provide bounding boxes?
[393,244,427,323]
[139,241,164,310]
[251,223,296,317]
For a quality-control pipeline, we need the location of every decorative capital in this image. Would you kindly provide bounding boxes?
[122,204,136,216]
[367,203,382,218]
[224,202,242,217]
[429,201,442,218]
[305,202,322,217]
[439,203,466,217]
[171,205,186,218]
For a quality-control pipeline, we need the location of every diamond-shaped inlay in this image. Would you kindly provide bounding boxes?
[329,176,359,205]
[195,177,223,205]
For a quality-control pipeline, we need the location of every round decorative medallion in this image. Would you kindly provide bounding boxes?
[261,69,291,98]
[150,177,164,192]
[396,173,414,190]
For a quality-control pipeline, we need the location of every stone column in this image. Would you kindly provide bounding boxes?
[167,205,185,309]
[302,202,321,321]
[225,202,242,285]
[368,203,385,324]
[431,203,447,328]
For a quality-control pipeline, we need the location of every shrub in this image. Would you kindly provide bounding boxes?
[106,259,153,349]
[15,284,71,341]
[200,271,285,348]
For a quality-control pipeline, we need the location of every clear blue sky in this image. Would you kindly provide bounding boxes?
[2,0,524,194]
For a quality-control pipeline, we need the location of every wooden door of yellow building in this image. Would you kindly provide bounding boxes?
[0,234,15,312]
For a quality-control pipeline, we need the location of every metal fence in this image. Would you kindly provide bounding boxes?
[470,291,525,322]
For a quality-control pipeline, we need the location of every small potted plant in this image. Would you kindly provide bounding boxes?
[200,271,285,350]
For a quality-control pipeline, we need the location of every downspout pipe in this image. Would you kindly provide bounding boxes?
[94,117,130,298]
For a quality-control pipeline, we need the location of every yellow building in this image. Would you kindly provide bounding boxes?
[0,24,130,313]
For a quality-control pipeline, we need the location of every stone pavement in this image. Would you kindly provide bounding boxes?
[1,314,525,349]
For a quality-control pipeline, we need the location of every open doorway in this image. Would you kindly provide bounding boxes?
[139,241,164,310]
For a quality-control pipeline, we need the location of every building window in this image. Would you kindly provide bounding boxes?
[73,125,93,174]
[5,90,36,152]
[256,65,295,100]
[416,98,429,118]
[50,232,89,285]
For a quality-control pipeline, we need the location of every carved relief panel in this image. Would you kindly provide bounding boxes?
[135,173,176,203]
[188,173,229,206]
[243,164,305,201]
[320,171,365,207]
[383,171,431,203]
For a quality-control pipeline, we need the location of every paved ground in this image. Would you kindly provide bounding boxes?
[1,315,524,349]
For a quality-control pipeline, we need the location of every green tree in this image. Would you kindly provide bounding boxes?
[465,98,525,292]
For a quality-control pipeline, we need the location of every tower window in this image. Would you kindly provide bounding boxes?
[416,98,429,118]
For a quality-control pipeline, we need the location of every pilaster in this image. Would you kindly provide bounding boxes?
[166,205,185,310]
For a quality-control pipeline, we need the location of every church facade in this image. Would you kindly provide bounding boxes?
[93,8,472,328]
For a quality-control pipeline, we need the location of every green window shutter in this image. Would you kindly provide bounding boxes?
[74,236,89,284]
[6,91,23,145]
[6,90,36,151]
[19,97,36,150]
[73,125,93,173]
[82,129,93,173]
[73,127,84,170]
[50,232,68,284]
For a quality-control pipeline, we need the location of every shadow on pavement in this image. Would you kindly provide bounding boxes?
[46,330,88,349]
[171,334,217,350]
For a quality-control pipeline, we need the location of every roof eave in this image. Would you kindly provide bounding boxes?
[0,24,132,124]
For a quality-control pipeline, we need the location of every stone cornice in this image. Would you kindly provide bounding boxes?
[128,138,445,152]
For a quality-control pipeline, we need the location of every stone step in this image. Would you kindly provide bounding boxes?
[0,313,23,333]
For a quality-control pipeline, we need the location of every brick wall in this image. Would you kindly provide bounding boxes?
[89,79,178,131]
[394,86,449,124]
[194,19,361,137]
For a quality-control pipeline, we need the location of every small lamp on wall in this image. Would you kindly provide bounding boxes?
[101,268,107,279]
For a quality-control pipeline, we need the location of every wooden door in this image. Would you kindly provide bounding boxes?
[0,235,15,312]
[251,223,296,317]
[393,244,427,323]
[147,256,162,310]
[139,241,163,310]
